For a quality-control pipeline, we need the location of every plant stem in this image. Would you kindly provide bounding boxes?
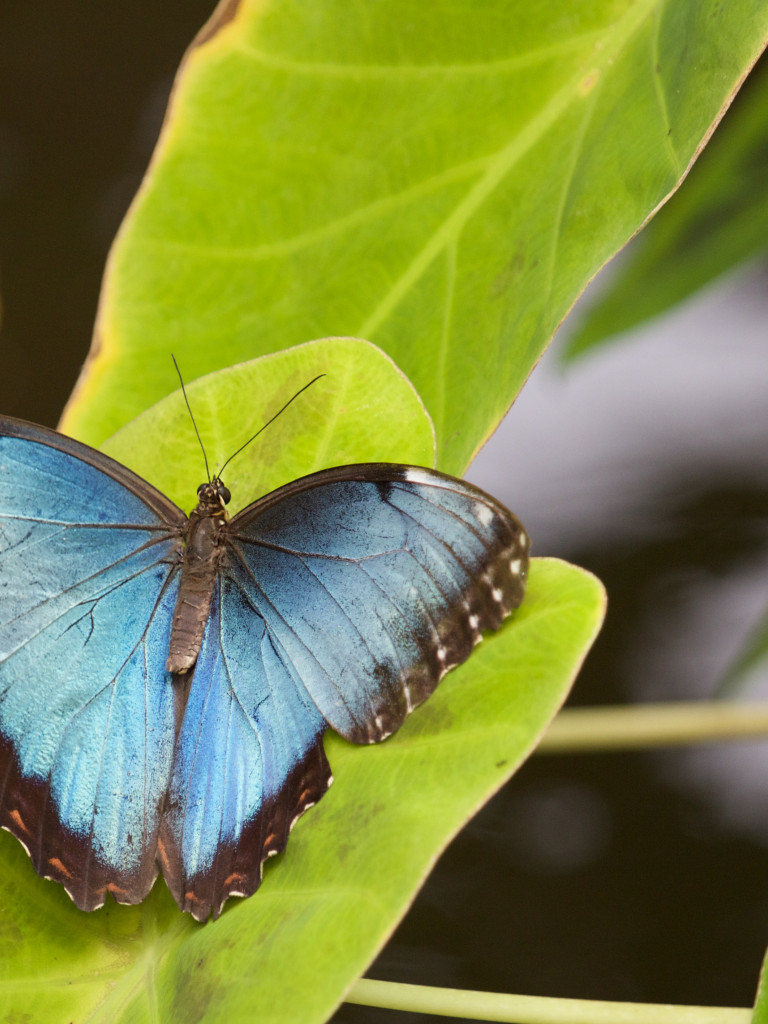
[538,702,768,753]
[346,979,751,1023]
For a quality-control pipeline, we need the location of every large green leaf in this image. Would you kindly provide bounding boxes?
[0,557,605,1024]
[60,0,768,474]
[566,54,768,359]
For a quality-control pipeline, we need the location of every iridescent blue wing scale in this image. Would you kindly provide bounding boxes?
[0,417,186,911]
[160,464,528,919]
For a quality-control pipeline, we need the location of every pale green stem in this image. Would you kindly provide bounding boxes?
[538,702,768,754]
[346,979,751,1024]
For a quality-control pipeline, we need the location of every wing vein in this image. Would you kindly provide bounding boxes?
[227,543,360,728]
[0,541,179,654]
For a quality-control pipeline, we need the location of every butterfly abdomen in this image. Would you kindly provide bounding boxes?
[167,510,225,674]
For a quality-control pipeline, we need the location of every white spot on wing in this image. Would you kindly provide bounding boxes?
[492,587,503,602]
[519,531,528,548]
[510,559,521,575]
[403,468,434,486]
[469,614,480,630]
[436,645,447,662]
[474,502,493,527]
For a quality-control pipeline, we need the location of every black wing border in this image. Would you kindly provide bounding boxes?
[229,462,518,530]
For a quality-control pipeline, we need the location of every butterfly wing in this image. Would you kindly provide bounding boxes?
[227,465,529,742]
[0,417,186,910]
[159,576,330,921]
[159,463,527,919]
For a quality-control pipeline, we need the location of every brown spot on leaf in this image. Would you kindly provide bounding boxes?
[489,253,526,299]
[172,954,219,1024]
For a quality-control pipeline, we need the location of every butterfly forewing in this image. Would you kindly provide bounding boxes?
[0,418,186,911]
[225,465,529,744]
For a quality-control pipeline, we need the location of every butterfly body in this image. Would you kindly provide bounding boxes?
[0,415,529,920]
[167,481,230,674]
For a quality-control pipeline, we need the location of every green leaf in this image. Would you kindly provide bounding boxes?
[753,947,768,1024]
[717,597,768,698]
[566,54,768,359]
[0,557,605,1024]
[59,0,768,474]
[101,336,436,513]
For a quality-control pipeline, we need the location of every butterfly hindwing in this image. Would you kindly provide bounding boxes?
[159,575,330,921]
[0,419,186,910]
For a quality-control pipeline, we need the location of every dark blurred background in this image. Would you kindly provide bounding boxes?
[2,5,768,1020]
[0,5,214,423]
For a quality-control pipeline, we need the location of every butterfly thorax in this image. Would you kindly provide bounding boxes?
[166,479,231,675]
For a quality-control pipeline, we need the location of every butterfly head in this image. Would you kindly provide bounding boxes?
[196,478,231,514]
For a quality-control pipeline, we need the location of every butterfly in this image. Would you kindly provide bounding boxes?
[0,412,529,921]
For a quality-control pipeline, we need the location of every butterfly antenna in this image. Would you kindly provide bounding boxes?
[217,374,325,478]
[172,354,211,484]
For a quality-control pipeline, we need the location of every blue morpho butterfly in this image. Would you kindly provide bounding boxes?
[0,376,529,921]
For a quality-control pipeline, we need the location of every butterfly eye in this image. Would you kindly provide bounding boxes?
[217,482,231,505]
[196,484,207,499]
